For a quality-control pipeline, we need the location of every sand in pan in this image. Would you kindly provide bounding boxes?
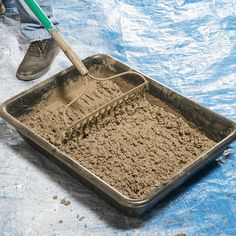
[19,65,216,199]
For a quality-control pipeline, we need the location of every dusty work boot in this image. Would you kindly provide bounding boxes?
[0,3,5,15]
[16,38,60,81]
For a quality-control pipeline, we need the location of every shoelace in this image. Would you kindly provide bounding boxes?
[28,39,49,57]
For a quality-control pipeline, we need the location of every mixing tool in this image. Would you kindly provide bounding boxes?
[24,0,148,130]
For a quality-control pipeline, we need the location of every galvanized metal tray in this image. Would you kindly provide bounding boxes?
[0,54,235,216]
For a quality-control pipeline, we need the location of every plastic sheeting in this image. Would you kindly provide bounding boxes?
[0,0,235,235]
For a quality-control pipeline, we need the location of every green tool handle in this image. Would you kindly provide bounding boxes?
[24,0,88,75]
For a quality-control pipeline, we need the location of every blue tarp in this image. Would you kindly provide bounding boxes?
[0,0,235,235]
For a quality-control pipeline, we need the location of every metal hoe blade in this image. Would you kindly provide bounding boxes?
[64,71,148,132]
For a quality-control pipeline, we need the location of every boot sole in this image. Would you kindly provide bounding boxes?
[16,66,51,81]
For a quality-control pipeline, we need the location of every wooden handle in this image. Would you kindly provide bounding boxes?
[51,31,88,75]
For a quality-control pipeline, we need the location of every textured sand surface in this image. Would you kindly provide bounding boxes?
[20,66,216,199]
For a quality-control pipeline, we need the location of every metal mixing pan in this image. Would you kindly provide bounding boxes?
[0,54,235,216]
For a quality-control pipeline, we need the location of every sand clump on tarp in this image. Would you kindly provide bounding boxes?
[19,66,216,199]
